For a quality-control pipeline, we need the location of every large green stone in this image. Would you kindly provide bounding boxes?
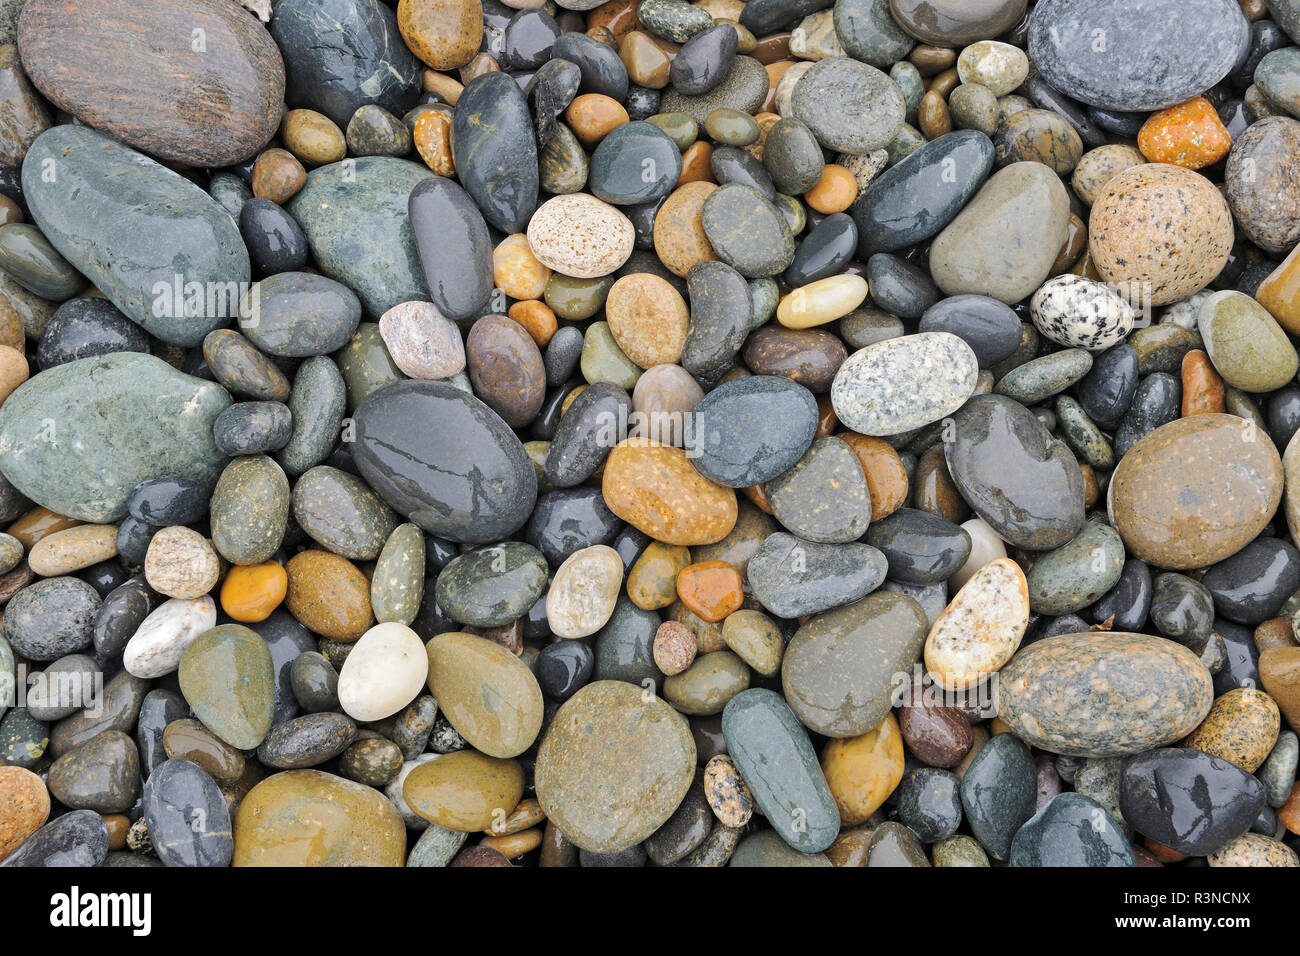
[179,624,275,751]
[0,353,230,522]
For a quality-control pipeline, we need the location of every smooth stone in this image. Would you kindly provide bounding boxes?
[286,157,433,318]
[178,624,275,751]
[142,758,233,867]
[924,557,1027,691]
[831,332,978,436]
[292,464,398,561]
[866,508,970,586]
[525,486,622,566]
[682,260,753,381]
[897,766,963,842]
[742,325,847,392]
[1025,519,1125,615]
[452,71,538,233]
[593,595,660,687]
[123,596,218,680]
[765,436,871,544]
[0,223,81,300]
[748,532,887,618]
[1077,344,1139,424]
[290,652,340,714]
[1201,537,1300,625]
[1198,290,1299,393]
[791,57,904,154]
[47,669,148,758]
[684,376,817,487]
[278,356,345,476]
[527,194,635,279]
[0,808,107,867]
[959,731,1035,861]
[943,394,1085,551]
[36,298,149,370]
[213,401,292,456]
[1121,748,1266,855]
[239,198,309,276]
[1225,116,1300,255]
[700,184,795,278]
[535,681,696,853]
[889,0,1025,45]
[24,653,98,721]
[1030,275,1135,351]
[210,455,290,566]
[353,380,537,544]
[1090,557,1153,632]
[722,688,839,852]
[436,542,547,628]
[47,729,140,813]
[1011,792,1135,867]
[663,650,750,716]
[589,121,681,206]
[426,631,543,758]
[546,544,623,638]
[22,126,249,345]
[242,273,360,358]
[998,632,1215,757]
[334,622,426,723]
[671,24,738,95]
[544,382,631,486]
[782,590,927,737]
[834,0,913,67]
[659,55,768,126]
[917,295,1020,369]
[3,576,99,660]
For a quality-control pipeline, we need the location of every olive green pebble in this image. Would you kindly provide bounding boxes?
[772,193,805,238]
[748,278,778,329]
[1055,395,1115,469]
[647,112,699,151]
[581,321,642,390]
[339,736,404,786]
[949,83,1000,136]
[721,609,783,676]
[1225,387,1268,433]
[0,532,22,574]
[539,123,589,195]
[705,108,760,147]
[933,834,990,866]
[995,348,1093,405]
[545,274,614,321]
[885,123,925,163]
[371,523,425,626]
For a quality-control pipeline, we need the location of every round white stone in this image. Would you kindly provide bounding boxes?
[337,622,429,722]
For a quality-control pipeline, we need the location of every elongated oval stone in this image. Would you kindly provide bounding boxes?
[452,71,539,234]
[22,126,250,346]
[143,757,233,867]
[352,379,537,544]
[722,688,839,853]
[684,376,818,487]
[0,353,229,522]
[435,542,548,628]
[426,631,543,759]
[17,0,284,167]
[178,624,275,751]
[831,332,979,436]
[409,176,493,323]
[997,632,1214,757]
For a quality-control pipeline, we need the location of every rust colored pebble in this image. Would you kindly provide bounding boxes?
[1256,617,1298,653]
[564,93,628,149]
[414,109,456,177]
[251,147,306,204]
[815,393,838,437]
[675,559,744,623]
[1280,782,1300,835]
[450,845,514,867]
[1181,349,1226,416]
[1137,96,1233,170]
[653,620,698,676]
[918,90,952,140]
[678,140,714,185]
[480,827,544,859]
[804,164,857,214]
[507,300,558,347]
[741,483,772,515]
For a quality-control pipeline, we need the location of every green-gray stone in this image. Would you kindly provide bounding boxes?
[1261,730,1299,808]
[866,820,931,866]
[1025,518,1125,615]
[22,125,250,346]
[278,355,346,476]
[748,277,778,328]
[781,590,927,737]
[1074,756,1127,832]
[0,223,82,300]
[581,321,641,389]
[0,706,46,767]
[1055,394,1114,469]
[660,55,768,126]
[721,687,839,853]
[47,729,141,813]
[995,347,1092,404]
[346,104,411,157]
[663,650,751,716]
[729,829,832,866]
[593,595,661,689]
[890,61,924,125]
[701,183,795,278]
[959,731,1035,861]
[406,823,468,866]
[1256,47,1300,118]
[0,353,230,522]
[646,112,697,151]
[286,156,434,318]
[210,455,290,566]
[932,833,990,866]
[178,625,275,751]
[538,122,589,195]
[832,0,914,68]
[371,523,425,626]
[256,712,357,769]
[291,464,399,561]
[1130,323,1202,374]
[434,541,548,628]
[1198,289,1300,392]
[949,83,1000,136]
[0,269,55,339]
[1010,792,1135,867]
[765,436,871,544]
[638,0,713,43]
[336,322,406,412]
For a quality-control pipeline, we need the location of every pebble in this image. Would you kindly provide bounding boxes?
[426,631,543,758]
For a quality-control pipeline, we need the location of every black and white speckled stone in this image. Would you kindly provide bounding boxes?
[830,332,979,436]
[1030,275,1136,351]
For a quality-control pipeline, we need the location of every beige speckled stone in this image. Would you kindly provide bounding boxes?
[1208,831,1300,867]
[1071,144,1147,206]
[526,194,634,278]
[546,545,623,638]
[26,523,117,576]
[144,527,221,599]
[1089,163,1234,307]
[378,301,464,380]
[924,557,1028,692]
[789,9,843,60]
[703,753,753,827]
[956,41,1028,97]
[1183,688,1280,773]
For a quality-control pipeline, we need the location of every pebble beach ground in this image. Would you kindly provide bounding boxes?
[0,0,1298,871]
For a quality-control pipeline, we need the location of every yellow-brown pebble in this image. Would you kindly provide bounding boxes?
[280,109,346,166]
[653,181,718,278]
[1070,144,1146,206]
[507,300,558,347]
[397,0,484,71]
[403,749,524,831]
[480,827,543,858]
[605,273,690,367]
[285,549,373,641]
[494,233,552,300]
[144,527,220,599]
[703,753,754,827]
[27,523,118,576]
[627,541,691,609]
[483,796,545,836]
[1137,97,1232,170]
[0,344,28,404]
[1182,688,1280,772]
[804,164,857,214]
[0,765,49,860]
[422,69,464,104]
[563,93,628,149]
[777,275,869,328]
[413,109,456,176]
[250,147,306,204]
[1208,832,1299,867]
[821,713,905,825]
[602,438,738,546]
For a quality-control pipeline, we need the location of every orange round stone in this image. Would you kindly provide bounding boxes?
[602,438,738,546]
[1181,349,1226,416]
[7,506,82,549]
[804,164,857,214]
[414,109,456,177]
[675,559,744,623]
[653,181,718,277]
[678,140,714,185]
[494,233,552,300]
[564,93,629,149]
[251,147,306,204]
[587,0,641,42]
[605,272,690,367]
[838,432,909,521]
[1137,96,1232,170]
[507,299,558,347]
[220,561,289,623]
[0,343,29,404]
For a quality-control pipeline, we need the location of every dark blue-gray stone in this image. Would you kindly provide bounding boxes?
[1027,0,1249,112]
[700,183,795,279]
[834,0,914,68]
[278,355,346,477]
[710,145,774,200]
[0,809,108,867]
[739,0,832,35]
[747,532,887,618]
[670,24,737,95]
[451,71,539,234]
[525,486,622,567]
[435,542,549,627]
[22,125,250,347]
[866,507,971,585]
[682,259,754,380]
[94,576,157,661]
[239,197,309,277]
[1201,536,1300,625]
[918,294,1021,368]
[286,156,433,318]
[1149,572,1215,646]
[36,297,150,371]
[1120,748,1265,856]
[248,609,317,725]
[543,381,631,488]
[269,0,420,128]
[535,640,594,701]
[240,272,361,358]
[588,121,681,206]
[136,688,187,779]
[594,595,661,689]
[852,130,995,257]
[866,253,939,320]
[684,375,818,487]
[213,401,293,456]
[722,687,839,853]
[1090,558,1152,632]
[409,176,494,322]
[762,117,825,197]
[1113,372,1181,458]
[256,712,357,768]
[0,353,230,522]
[1077,343,1139,425]
[352,380,537,544]
[551,32,629,100]
[1011,792,1136,867]
[3,577,100,661]
[960,731,1036,861]
[896,767,962,843]
[785,213,856,287]
[143,758,233,867]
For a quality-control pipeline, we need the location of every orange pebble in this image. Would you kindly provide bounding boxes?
[0,343,29,404]
[742,483,772,514]
[560,384,587,416]
[1144,838,1188,863]
[675,559,743,623]
[480,827,544,859]
[7,507,82,549]
[220,561,289,623]
[413,110,456,177]
[815,394,838,437]
[804,164,857,214]
[564,93,628,148]
[251,147,306,204]
[1280,782,1300,835]
[1137,97,1232,170]
[493,233,551,300]
[678,140,714,185]
[507,299,558,347]
[1181,348,1226,416]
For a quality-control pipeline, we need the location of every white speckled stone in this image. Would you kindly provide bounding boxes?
[1160,290,1214,330]
[830,331,979,436]
[957,41,1029,97]
[924,557,1029,692]
[144,527,221,599]
[546,544,623,638]
[378,302,465,380]
[123,595,218,679]
[1030,274,1135,351]
[337,622,429,722]
[526,194,634,278]
[950,517,1007,591]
